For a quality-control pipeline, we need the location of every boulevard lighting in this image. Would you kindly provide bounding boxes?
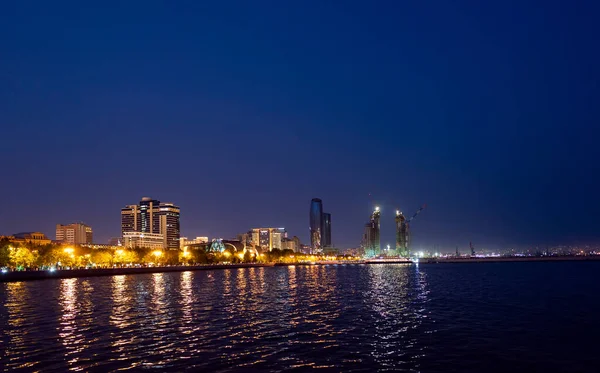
[152,250,163,258]
[237,253,244,260]
[182,251,190,258]
[116,249,124,255]
[64,247,74,254]
[223,252,231,258]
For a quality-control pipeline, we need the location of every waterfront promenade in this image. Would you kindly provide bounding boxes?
[3,255,600,282]
[0,263,275,283]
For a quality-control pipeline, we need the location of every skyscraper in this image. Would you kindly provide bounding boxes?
[322,212,332,248]
[121,197,180,250]
[309,198,323,253]
[395,210,409,257]
[362,207,381,257]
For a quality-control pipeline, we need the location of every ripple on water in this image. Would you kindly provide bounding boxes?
[1,263,600,372]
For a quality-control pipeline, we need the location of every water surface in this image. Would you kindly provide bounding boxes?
[0,263,598,372]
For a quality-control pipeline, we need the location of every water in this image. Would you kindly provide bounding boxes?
[0,263,598,372]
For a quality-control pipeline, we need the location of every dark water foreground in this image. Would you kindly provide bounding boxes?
[0,263,598,372]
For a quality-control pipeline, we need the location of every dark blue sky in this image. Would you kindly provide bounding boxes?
[1,1,599,251]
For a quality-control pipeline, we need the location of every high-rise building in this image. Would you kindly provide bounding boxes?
[322,213,332,248]
[121,205,139,233]
[85,225,93,244]
[310,198,323,253]
[121,197,180,250]
[251,228,286,251]
[159,202,181,250]
[56,223,93,245]
[395,210,409,257]
[362,207,381,257]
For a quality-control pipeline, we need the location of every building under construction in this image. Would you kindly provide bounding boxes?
[361,207,381,258]
[395,211,408,257]
[395,205,426,258]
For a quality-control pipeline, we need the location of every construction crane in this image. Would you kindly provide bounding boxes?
[406,204,426,224]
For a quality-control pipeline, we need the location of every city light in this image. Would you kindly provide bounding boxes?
[223,251,231,258]
[152,250,162,258]
[63,247,74,254]
[115,249,124,255]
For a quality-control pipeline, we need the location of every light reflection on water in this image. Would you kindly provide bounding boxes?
[3,282,29,368]
[2,263,596,372]
[367,264,429,371]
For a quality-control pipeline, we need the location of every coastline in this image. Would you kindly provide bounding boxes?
[418,256,600,264]
[3,256,600,282]
[0,263,275,283]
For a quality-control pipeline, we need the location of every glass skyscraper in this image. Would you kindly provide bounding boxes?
[310,198,323,253]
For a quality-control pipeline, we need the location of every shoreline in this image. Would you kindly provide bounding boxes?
[2,256,600,282]
[0,263,275,283]
[418,256,600,264]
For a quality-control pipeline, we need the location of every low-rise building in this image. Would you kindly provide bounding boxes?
[122,232,164,250]
[10,232,52,246]
[80,243,122,250]
[282,236,301,252]
[56,223,93,245]
[323,246,340,256]
[180,236,208,249]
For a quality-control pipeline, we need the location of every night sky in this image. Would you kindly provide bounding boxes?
[1,1,599,251]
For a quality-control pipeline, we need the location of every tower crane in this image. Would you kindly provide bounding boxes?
[406,204,426,224]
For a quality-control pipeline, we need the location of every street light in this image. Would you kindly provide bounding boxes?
[152,250,163,258]
[63,247,74,254]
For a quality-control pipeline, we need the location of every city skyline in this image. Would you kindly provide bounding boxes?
[2,2,600,372]
[2,2,599,250]
[2,194,600,252]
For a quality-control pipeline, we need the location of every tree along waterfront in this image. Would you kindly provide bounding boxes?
[0,238,355,271]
